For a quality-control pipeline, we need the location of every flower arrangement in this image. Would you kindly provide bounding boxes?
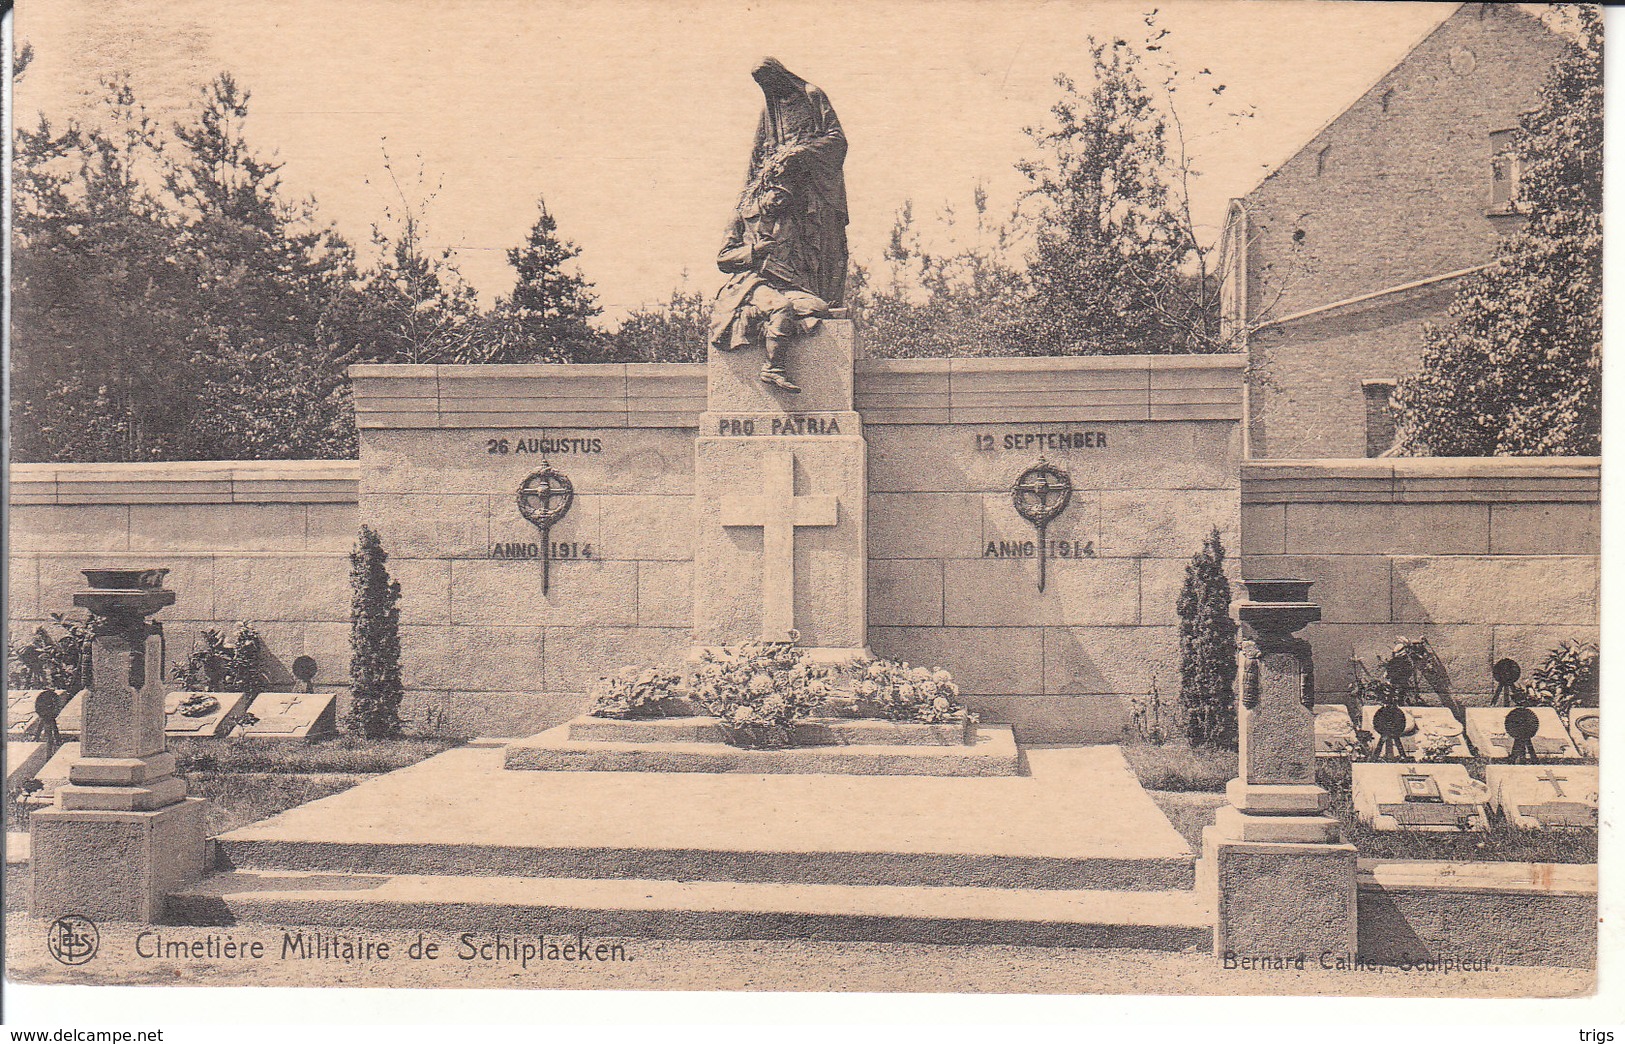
[588,665,689,719]
[7,613,95,693]
[175,693,222,718]
[582,644,975,749]
[1349,635,1440,707]
[1517,639,1598,718]
[692,641,835,748]
[172,623,268,698]
[1414,724,1458,762]
[845,657,975,725]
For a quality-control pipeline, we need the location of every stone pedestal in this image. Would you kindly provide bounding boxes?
[1202,578,1358,961]
[31,569,210,922]
[694,319,869,655]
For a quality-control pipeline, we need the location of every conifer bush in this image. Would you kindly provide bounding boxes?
[347,526,405,738]
[1176,527,1237,749]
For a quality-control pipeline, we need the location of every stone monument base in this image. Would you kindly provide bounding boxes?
[504,720,1020,776]
[31,797,211,922]
[1200,826,1358,961]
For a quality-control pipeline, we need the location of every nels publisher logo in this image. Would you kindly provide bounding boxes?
[46,915,100,966]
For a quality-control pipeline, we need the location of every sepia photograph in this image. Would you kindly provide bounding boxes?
[0,0,1612,1028]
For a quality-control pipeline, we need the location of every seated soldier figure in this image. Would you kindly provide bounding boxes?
[709,170,829,394]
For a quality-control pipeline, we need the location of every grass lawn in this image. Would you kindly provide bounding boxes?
[8,735,467,838]
[169,734,463,775]
[1122,740,1597,864]
[172,734,467,833]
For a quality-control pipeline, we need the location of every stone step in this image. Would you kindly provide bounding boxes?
[214,836,1195,892]
[213,746,1197,892]
[568,714,975,748]
[168,869,1213,951]
[505,723,1019,776]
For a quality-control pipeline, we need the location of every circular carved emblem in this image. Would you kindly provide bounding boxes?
[1011,459,1073,527]
[516,464,575,530]
[47,915,100,966]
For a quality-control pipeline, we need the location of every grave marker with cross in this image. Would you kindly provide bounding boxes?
[719,450,838,642]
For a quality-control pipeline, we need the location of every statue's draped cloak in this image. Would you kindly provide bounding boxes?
[710,59,849,352]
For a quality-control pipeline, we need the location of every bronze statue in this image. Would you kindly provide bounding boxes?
[710,58,848,394]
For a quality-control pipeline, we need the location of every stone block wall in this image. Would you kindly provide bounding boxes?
[858,356,1245,742]
[1239,457,1600,702]
[8,367,1599,744]
[1356,860,1597,969]
[7,462,360,694]
[350,363,706,736]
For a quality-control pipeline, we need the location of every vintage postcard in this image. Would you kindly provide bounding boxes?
[1,0,1612,1026]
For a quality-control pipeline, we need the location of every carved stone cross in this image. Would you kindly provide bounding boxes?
[1537,769,1568,797]
[719,450,837,641]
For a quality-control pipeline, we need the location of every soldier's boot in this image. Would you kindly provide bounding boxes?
[760,336,800,393]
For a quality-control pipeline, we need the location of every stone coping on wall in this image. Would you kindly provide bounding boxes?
[1242,457,1600,503]
[1357,859,1596,898]
[350,354,1247,430]
[10,460,360,506]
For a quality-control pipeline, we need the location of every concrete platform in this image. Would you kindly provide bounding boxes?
[169,869,1211,951]
[214,745,1195,891]
[505,722,1018,776]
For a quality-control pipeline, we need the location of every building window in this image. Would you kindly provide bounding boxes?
[1362,380,1398,457]
[1490,128,1522,210]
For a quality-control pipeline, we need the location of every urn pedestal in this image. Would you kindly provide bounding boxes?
[1201,578,1358,961]
[31,570,211,923]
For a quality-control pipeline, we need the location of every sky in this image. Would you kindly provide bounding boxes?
[15,0,1460,320]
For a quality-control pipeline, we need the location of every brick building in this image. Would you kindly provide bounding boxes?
[1222,3,1567,460]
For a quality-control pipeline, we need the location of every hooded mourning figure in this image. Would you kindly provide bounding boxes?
[710,58,849,393]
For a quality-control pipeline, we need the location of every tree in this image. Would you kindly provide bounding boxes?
[350,152,485,366]
[10,71,362,461]
[1176,527,1237,749]
[1393,6,1601,456]
[10,76,202,460]
[603,285,712,363]
[347,526,405,738]
[166,74,361,458]
[865,14,1248,359]
[483,197,604,362]
[852,189,1038,358]
[1017,33,1202,354]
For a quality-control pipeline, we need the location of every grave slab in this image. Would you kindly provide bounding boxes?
[8,690,81,741]
[1485,765,1599,830]
[1352,763,1489,832]
[30,742,80,802]
[1465,706,1579,760]
[6,690,42,740]
[1565,709,1599,760]
[238,692,338,741]
[1312,704,1359,757]
[1359,705,1470,761]
[163,691,252,738]
[6,741,51,789]
[53,691,85,739]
